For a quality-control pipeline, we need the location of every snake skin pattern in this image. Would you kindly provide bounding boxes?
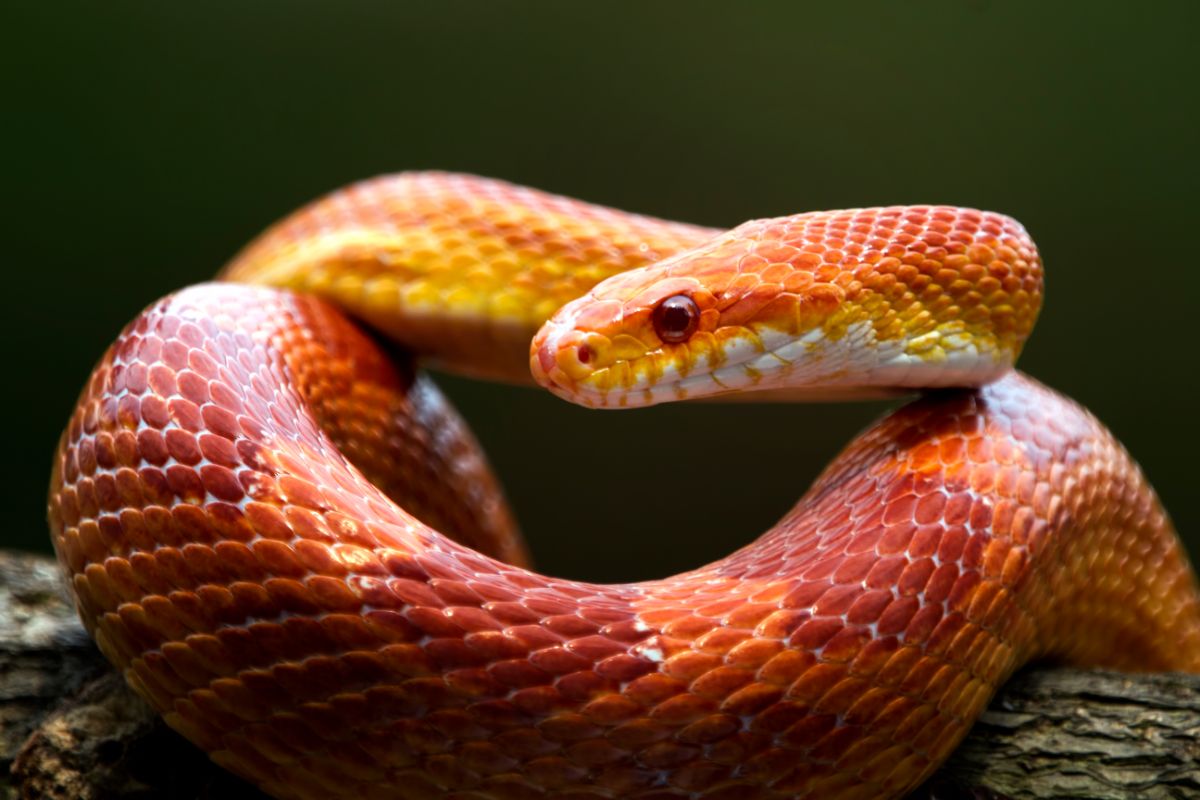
[48,174,1200,799]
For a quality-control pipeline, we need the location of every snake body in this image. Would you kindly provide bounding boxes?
[48,174,1200,799]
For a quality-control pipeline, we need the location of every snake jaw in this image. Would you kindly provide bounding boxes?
[534,297,1019,408]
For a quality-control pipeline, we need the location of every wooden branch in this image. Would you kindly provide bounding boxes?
[910,670,1200,800]
[3,550,1197,799]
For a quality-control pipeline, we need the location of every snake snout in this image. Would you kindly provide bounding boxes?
[530,332,558,386]
[530,314,623,408]
[529,320,577,396]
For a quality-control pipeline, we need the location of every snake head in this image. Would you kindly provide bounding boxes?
[531,207,1042,408]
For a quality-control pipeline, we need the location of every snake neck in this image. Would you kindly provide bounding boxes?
[220,171,717,383]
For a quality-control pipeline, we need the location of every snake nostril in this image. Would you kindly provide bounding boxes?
[577,344,592,364]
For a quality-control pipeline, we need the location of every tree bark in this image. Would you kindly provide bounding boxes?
[2,549,1197,800]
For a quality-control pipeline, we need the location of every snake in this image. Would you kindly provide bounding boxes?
[47,172,1200,799]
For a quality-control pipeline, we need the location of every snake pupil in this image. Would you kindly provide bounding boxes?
[653,295,699,343]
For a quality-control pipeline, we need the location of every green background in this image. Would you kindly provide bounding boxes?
[6,2,1198,582]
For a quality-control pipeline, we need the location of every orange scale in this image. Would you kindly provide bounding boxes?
[139,593,194,641]
[543,616,601,641]
[800,553,846,583]
[637,739,701,770]
[848,745,915,794]
[912,488,951,525]
[164,467,206,508]
[924,564,960,605]
[910,525,951,560]
[829,551,876,586]
[979,533,1015,578]
[529,645,592,676]
[872,596,918,639]
[838,525,883,558]
[786,662,852,708]
[133,469,171,507]
[778,712,841,755]
[179,690,258,747]
[689,665,754,700]
[807,585,857,619]
[860,701,922,760]
[671,759,734,793]
[197,464,241,503]
[464,629,529,661]
[169,396,206,433]
[680,630,742,660]
[820,627,873,665]
[80,560,123,616]
[563,634,624,663]
[538,712,605,744]
[723,638,784,672]
[89,609,136,663]
[720,682,785,719]
[883,700,941,761]
[943,568,983,615]
[905,709,956,761]
[806,719,873,767]
[278,505,338,543]
[657,614,715,640]
[504,624,561,651]
[246,538,307,581]
[176,370,212,406]
[896,558,935,596]
[428,579,485,607]
[200,403,242,441]
[269,666,346,716]
[93,512,125,554]
[443,663,506,699]
[487,657,554,690]
[113,398,142,437]
[939,496,972,537]
[191,432,237,468]
[679,595,744,623]
[596,653,657,682]
[980,586,1017,630]
[147,363,179,399]
[864,555,907,591]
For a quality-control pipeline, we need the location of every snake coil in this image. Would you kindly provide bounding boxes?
[49,173,1200,799]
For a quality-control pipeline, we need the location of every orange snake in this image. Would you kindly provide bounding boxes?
[47,173,1200,799]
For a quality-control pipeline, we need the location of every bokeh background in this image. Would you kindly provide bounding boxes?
[7,2,1198,581]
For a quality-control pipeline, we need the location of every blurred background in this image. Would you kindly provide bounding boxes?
[7,1,1198,580]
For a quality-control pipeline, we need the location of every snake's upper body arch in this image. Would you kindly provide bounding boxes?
[48,173,1200,800]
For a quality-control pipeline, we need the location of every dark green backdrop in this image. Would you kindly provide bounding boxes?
[7,2,1198,581]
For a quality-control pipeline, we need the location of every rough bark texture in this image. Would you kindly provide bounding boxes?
[2,549,1197,800]
[0,551,108,768]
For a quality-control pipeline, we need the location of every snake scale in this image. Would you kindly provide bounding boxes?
[47,173,1200,799]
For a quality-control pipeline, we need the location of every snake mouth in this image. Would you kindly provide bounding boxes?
[532,317,1013,409]
[532,312,778,409]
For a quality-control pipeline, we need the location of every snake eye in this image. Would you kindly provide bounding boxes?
[652,295,700,343]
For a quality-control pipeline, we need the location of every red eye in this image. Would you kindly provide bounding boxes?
[652,295,700,343]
